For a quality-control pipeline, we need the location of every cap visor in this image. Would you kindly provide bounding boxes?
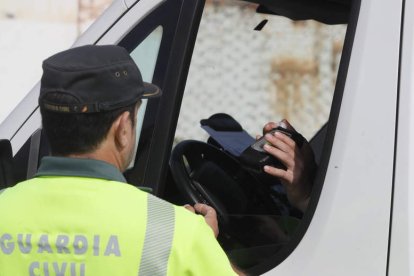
[142,82,162,98]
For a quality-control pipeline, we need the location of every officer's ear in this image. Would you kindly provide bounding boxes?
[113,111,133,150]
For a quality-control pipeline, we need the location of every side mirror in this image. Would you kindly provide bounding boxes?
[0,139,15,189]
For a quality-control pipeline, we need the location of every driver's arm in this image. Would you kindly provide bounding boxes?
[261,119,317,212]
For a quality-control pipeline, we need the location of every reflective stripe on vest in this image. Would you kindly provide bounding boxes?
[139,194,175,276]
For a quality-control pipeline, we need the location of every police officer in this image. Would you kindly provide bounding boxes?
[0,45,238,275]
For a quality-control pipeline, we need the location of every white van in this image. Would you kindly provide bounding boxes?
[0,0,411,275]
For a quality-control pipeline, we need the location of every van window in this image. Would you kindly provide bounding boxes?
[171,0,357,274]
[176,4,346,142]
[129,26,163,158]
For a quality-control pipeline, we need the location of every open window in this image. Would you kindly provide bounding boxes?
[167,0,360,273]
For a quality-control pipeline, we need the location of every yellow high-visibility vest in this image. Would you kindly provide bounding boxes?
[0,176,236,275]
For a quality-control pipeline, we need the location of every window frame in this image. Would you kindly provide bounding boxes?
[166,0,363,274]
[119,0,206,194]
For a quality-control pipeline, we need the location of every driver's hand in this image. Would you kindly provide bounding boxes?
[184,203,219,238]
[261,119,317,212]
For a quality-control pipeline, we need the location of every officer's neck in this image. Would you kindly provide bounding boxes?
[67,143,125,172]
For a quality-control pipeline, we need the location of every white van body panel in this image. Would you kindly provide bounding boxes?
[97,0,165,45]
[0,82,41,152]
[389,0,414,275]
[73,0,127,47]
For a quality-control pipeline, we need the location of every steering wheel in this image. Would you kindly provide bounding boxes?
[169,140,250,226]
[170,140,301,272]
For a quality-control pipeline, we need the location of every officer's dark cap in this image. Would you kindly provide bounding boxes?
[39,45,161,113]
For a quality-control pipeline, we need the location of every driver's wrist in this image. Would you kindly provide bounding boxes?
[287,186,311,213]
[295,196,310,213]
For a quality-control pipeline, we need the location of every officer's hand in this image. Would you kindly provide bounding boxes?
[185,204,243,275]
[185,203,219,238]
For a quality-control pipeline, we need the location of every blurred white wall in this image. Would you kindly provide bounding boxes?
[0,0,77,22]
[0,0,111,124]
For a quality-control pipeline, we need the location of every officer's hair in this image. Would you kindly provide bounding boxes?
[40,93,138,156]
